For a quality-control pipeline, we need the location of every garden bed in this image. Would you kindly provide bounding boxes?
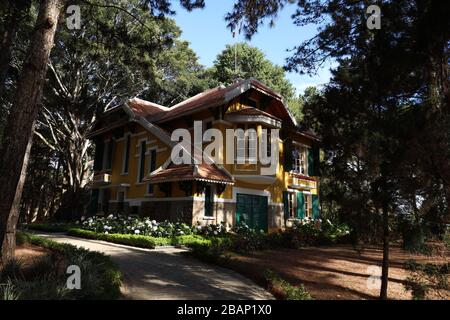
[0,232,122,300]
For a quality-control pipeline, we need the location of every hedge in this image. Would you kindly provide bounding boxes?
[67,228,210,249]
[21,223,74,233]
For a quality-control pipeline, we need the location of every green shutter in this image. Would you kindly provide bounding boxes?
[88,189,99,214]
[283,191,289,220]
[93,140,104,171]
[312,195,320,219]
[296,192,305,218]
[308,147,314,176]
[284,140,293,172]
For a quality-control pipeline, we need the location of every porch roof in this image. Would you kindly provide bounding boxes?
[145,163,234,185]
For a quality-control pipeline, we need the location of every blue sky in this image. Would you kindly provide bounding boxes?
[172,1,333,94]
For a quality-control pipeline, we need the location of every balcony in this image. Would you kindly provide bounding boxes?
[91,172,112,187]
[287,172,317,191]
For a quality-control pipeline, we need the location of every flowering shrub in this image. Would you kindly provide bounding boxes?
[194,222,228,237]
[319,219,351,244]
[73,215,350,250]
[79,215,195,238]
[283,218,351,247]
[228,222,275,252]
[232,222,265,236]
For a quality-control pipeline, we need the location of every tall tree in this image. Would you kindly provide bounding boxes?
[211,43,294,98]
[0,0,206,262]
[0,0,31,98]
[210,42,301,116]
[0,0,64,262]
[226,0,450,299]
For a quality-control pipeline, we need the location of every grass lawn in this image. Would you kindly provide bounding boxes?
[226,244,449,300]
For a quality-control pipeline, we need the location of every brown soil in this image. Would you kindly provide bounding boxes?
[230,244,449,300]
[11,244,50,268]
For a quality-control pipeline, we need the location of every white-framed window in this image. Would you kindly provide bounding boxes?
[235,124,257,163]
[287,192,296,218]
[293,146,307,175]
[147,148,157,194]
[137,140,147,183]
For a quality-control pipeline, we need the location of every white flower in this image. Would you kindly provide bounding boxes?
[213,231,218,235]
[75,221,80,225]
[104,225,109,230]
[134,229,140,234]
[104,231,109,234]
[152,226,158,231]
[151,220,157,225]
[179,231,184,235]
[80,216,86,221]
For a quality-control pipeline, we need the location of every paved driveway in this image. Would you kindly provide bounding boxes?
[35,233,273,300]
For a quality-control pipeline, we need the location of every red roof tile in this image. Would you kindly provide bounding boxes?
[127,98,168,119]
[126,78,291,124]
[146,163,234,185]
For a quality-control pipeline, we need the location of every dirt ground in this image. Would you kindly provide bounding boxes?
[231,244,449,300]
[12,244,49,268]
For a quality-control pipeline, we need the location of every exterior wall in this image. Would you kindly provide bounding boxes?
[268,204,285,232]
[192,200,236,228]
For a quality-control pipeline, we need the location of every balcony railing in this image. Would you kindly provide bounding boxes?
[287,172,317,190]
[92,173,112,186]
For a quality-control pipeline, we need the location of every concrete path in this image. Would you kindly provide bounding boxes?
[35,233,273,300]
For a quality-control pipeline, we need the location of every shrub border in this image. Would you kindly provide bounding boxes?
[14,231,123,300]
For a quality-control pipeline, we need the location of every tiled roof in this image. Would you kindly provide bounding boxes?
[146,163,234,185]
[127,98,168,119]
[125,78,291,124]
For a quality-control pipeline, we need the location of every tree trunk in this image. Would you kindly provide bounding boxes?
[0,0,30,97]
[380,203,390,299]
[0,0,64,263]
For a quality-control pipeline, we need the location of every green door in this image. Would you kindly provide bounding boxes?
[236,194,268,232]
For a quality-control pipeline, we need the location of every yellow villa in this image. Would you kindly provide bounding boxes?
[87,78,320,232]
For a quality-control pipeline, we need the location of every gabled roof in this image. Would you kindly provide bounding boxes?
[126,78,297,125]
[121,100,235,186]
[127,98,169,119]
[146,163,234,185]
